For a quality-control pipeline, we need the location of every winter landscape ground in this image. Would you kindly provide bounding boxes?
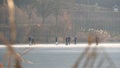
[0,43,120,68]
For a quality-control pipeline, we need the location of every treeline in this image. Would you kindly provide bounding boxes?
[76,0,120,9]
[12,0,120,10]
[0,0,120,43]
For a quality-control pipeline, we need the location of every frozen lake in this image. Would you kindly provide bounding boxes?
[0,43,120,68]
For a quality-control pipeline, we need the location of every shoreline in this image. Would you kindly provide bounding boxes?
[0,43,120,48]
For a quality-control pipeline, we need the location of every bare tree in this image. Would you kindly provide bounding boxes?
[36,0,55,24]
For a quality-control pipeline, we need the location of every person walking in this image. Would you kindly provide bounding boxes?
[66,37,68,45]
[74,36,77,44]
[95,36,99,45]
[68,36,71,45]
[28,36,35,45]
[55,37,58,45]
[31,37,35,44]
[28,36,32,45]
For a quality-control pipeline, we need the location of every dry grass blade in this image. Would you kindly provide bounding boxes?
[72,35,93,68]
[7,0,16,43]
[0,33,22,68]
[82,53,91,68]
[17,47,34,64]
[16,53,34,64]
[14,58,22,68]
[72,33,116,68]
[101,47,117,68]
[96,56,105,68]
[21,47,34,56]
[0,0,34,68]
[8,56,12,68]
[88,47,98,68]
[72,46,91,68]
[0,33,14,53]
[81,47,97,68]
[6,0,22,67]
[89,58,96,68]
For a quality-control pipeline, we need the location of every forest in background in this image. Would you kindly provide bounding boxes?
[0,0,120,43]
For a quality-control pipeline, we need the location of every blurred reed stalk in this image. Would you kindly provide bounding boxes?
[72,34,93,68]
[7,0,16,43]
[0,33,22,68]
[72,34,117,68]
[7,0,22,67]
[0,0,22,68]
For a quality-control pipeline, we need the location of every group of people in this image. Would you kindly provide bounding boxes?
[66,37,71,45]
[65,36,77,45]
[28,35,99,45]
[55,36,77,45]
[28,36,77,45]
